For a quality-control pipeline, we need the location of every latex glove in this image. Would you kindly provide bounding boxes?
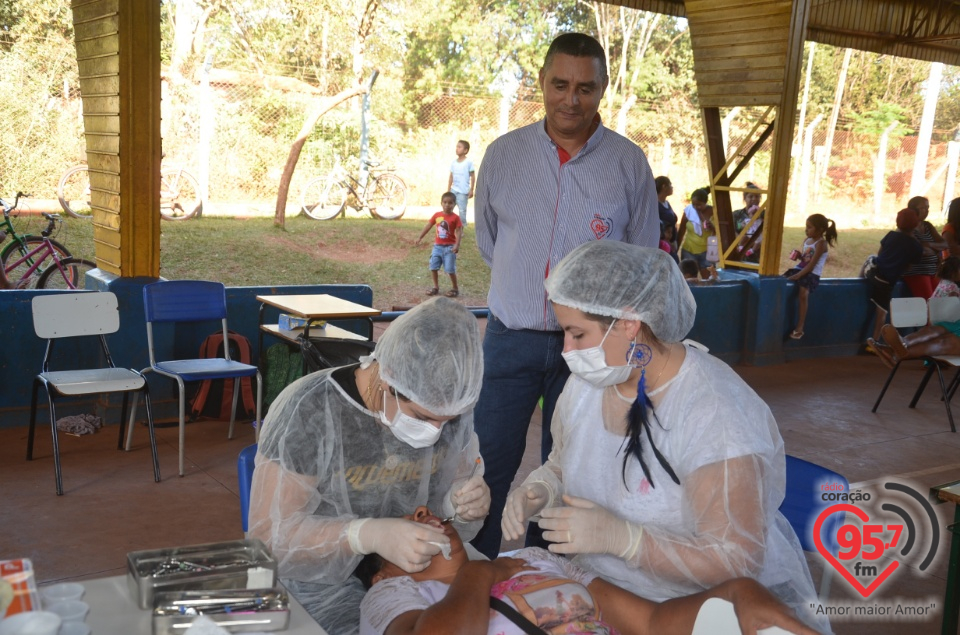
[353,518,448,573]
[538,495,642,558]
[502,483,550,541]
[450,475,490,522]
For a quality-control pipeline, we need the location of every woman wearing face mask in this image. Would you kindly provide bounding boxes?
[501,241,829,633]
[248,297,489,635]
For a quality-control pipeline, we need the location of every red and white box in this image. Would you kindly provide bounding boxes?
[0,558,40,618]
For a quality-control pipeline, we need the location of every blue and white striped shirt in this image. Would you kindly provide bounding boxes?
[475,118,659,331]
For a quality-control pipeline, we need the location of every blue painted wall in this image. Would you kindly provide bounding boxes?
[0,275,373,428]
[0,272,898,429]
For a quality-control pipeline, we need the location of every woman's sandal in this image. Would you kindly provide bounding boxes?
[445,289,459,298]
[880,324,909,359]
[867,338,897,369]
[789,330,804,340]
[426,287,439,296]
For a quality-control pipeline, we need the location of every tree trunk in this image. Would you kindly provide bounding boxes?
[274,85,369,228]
[353,0,380,83]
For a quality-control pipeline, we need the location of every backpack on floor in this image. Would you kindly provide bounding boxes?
[189,331,257,421]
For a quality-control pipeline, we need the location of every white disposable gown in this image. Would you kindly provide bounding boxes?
[248,367,482,634]
[522,343,831,633]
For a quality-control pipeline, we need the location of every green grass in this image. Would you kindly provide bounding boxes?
[37,215,889,311]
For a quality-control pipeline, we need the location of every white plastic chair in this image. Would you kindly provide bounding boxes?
[27,292,160,495]
[872,296,960,432]
[126,280,262,476]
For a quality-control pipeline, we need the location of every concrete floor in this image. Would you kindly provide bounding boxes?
[3,348,960,634]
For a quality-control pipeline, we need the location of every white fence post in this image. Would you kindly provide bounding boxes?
[875,122,898,220]
[800,114,823,217]
[943,140,960,218]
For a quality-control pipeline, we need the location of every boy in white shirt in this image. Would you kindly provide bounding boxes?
[448,140,475,226]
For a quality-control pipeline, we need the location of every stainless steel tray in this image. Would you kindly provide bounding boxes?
[127,539,278,609]
[152,588,290,634]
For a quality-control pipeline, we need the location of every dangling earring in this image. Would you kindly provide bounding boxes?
[627,341,654,396]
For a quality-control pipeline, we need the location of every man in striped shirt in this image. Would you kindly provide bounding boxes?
[471,32,660,558]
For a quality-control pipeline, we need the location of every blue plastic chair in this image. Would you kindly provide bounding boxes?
[238,443,258,532]
[780,455,849,599]
[125,280,262,476]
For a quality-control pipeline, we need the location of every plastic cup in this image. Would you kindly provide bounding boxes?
[41,584,85,606]
[0,610,62,635]
[45,601,89,623]
[57,623,90,635]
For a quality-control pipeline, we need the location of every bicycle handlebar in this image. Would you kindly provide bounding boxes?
[40,212,60,237]
[1,191,29,215]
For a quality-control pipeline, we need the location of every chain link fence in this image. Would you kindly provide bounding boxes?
[2,46,957,229]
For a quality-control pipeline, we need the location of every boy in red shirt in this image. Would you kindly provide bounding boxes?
[416,192,463,297]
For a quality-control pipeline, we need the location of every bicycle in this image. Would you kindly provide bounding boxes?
[57,162,203,221]
[300,156,407,221]
[1,192,97,289]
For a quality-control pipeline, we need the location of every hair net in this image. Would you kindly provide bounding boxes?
[370,296,483,416]
[545,241,696,342]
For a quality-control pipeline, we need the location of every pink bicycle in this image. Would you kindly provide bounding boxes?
[0,192,96,289]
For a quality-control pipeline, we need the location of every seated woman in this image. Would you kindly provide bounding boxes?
[676,187,715,280]
[248,297,490,634]
[356,505,818,635]
[870,258,960,368]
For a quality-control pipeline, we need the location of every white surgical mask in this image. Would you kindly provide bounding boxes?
[562,320,632,387]
[380,390,443,448]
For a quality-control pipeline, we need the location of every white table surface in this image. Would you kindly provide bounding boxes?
[80,575,328,634]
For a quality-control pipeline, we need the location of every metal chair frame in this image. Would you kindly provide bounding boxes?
[126,280,262,476]
[872,296,960,432]
[27,292,160,495]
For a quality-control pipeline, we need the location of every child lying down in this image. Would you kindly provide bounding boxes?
[354,506,819,635]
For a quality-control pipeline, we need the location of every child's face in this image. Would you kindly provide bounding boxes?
[692,199,710,215]
[663,225,674,240]
[441,196,457,213]
[805,222,818,238]
[456,143,468,157]
[744,191,761,208]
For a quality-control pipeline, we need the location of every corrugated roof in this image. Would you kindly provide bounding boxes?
[601,0,960,66]
[808,0,960,65]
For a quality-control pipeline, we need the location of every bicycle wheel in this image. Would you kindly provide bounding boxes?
[160,167,203,220]
[37,257,97,290]
[368,173,407,220]
[57,165,93,219]
[0,236,72,289]
[301,176,348,220]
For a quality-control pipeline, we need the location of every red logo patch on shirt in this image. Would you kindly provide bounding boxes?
[638,478,651,495]
[590,214,611,239]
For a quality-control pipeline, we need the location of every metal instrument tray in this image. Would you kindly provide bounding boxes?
[127,539,277,610]
[152,587,290,634]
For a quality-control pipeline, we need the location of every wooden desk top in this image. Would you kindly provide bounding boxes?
[933,480,960,505]
[256,294,381,319]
